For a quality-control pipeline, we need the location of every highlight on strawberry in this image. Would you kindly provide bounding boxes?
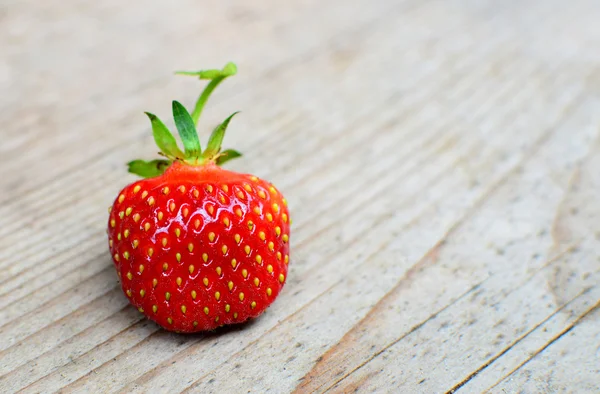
[107,63,291,333]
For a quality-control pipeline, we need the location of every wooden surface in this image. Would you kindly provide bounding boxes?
[2,0,600,392]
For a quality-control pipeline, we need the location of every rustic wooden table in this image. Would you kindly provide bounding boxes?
[2,0,600,392]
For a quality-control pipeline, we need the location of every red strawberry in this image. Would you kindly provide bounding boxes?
[107,63,290,332]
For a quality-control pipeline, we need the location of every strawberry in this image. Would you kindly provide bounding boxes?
[107,63,290,332]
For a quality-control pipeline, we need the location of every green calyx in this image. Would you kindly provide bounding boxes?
[128,62,242,178]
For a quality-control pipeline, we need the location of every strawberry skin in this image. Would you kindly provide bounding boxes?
[106,62,291,332]
[108,162,290,332]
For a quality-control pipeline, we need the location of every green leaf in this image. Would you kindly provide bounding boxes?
[175,62,237,80]
[205,112,240,157]
[127,159,171,178]
[172,100,201,158]
[215,149,242,165]
[145,112,184,159]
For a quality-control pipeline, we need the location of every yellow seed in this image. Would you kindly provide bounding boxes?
[193,321,198,327]
[162,237,168,247]
[152,305,158,313]
[182,207,189,218]
[244,245,251,255]
[220,197,226,205]
[202,253,208,262]
[181,305,187,314]
[251,301,257,309]
[165,292,171,300]
[194,219,201,229]
[158,212,164,220]
[259,231,266,241]
[118,194,125,203]
[138,307,144,313]
[119,211,125,219]
[188,243,194,252]
[277,252,282,261]
[267,288,272,296]
[267,265,273,273]
[176,252,181,262]
[282,198,287,206]
[167,317,173,324]
[141,191,148,199]
[178,185,186,193]
[247,220,254,230]
[126,272,133,280]
[215,316,219,323]
[266,213,273,222]
[110,219,116,228]
[225,304,231,312]
[222,185,229,192]
[244,184,252,192]
[258,190,266,199]
[234,234,241,244]
[144,222,151,231]
[133,185,141,193]
[169,202,176,212]
[126,207,133,216]
[279,274,285,283]
[222,245,228,254]
[117,233,122,241]
[132,239,139,249]
[253,207,260,215]
[163,263,168,271]
[203,277,209,287]
[255,255,262,264]
[191,290,197,299]
[152,278,158,287]
[189,264,195,274]
[272,203,279,213]
[254,278,260,287]
[146,248,152,257]
[140,289,146,297]
[275,227,281,237]
[114,254,120,262]
[282,213,288,223]
[206,185,213,193]
[233,312,238,319]
[216,266,222,275]
[250,176,258,182]
[193,189,200,198]
[208,232,215,242]
[126,289,132,297]
[282,234,289,243]
[235,208,243,217]
[215,291,221,300]
[239,292,245,301]
[228,281,234,291]
[223,217,230,227]
[204,307,210,315]
[133,213,141,223]
[176,277,182,287]
[147,196,155,206]
[162,187,170,195]
[236,191,244,199]
[123,229,130,238]
[175,228,181,238]
[231,258,237,268]
[268,242,274,252]
[242,269,248,278]
[269,186,277,195]
[207,205,214,215]
[109,239,113,247]
[123,251,130,260]
[139,264,144,273]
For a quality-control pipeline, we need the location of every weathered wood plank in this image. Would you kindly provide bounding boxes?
[2,0,600,393]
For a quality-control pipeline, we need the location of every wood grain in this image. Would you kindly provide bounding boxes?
[2,0,600,392]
